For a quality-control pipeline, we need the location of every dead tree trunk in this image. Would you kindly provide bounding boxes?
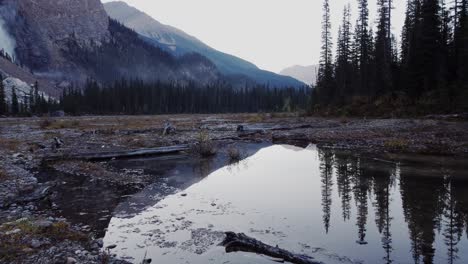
[44,145,189,161]
[221,232,323,264]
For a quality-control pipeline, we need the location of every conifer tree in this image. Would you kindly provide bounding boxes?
[375,0,394,95]
[356,0,372,98]
[0,75,5,115]
[335,4,353,104]
[419,0,442,93]
[316,0,335,105]
[11,88,19,115]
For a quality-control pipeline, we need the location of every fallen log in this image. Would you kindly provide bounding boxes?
[221,232,323,264]
[44,145,189,161]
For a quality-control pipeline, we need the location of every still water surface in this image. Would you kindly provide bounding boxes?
[99,144,468,264]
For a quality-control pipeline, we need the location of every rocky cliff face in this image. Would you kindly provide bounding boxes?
[0,0,109,77]
[0,0,219,85]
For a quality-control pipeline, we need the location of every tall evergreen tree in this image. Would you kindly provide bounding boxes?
[34,81,40,114]
[0,75,5,115]
[454,0,468,102]
[419,0,442,93]
[356,0,372,98]
[335,4,353,104]
[11,88,19,115]
[316,0,335,105]
[375,0,394,95]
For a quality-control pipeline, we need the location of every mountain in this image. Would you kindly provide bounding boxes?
[0,0,219,86]
[103,1,305,87]
[279,65,318,86]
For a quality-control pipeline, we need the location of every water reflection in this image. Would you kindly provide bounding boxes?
[321,149,468,264]
[101,144,468,264]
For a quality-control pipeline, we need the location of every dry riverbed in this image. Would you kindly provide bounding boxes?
[1,113,467,263]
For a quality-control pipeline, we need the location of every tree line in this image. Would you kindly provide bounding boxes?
[314,0,468,114]
[0,74,59,116]
[60,79,310,115]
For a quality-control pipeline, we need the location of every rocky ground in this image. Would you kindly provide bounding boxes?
[1,113,467,263]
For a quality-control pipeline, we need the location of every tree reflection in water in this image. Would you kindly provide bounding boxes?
[318,149,468,264]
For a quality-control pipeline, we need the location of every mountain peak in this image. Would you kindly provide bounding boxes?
[280,65,318,86]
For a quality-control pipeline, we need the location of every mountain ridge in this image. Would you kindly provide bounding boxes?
[104,1,305,87]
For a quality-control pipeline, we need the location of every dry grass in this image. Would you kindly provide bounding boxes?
[40,118,80,130]
[0,138,21,152]
[0,219,87,262]
[384,139,409,150]
[0,169,9,180]
[246,113,267,123]
[193,130,217,157]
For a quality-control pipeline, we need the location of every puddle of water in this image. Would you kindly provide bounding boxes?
[100,144,468,264]
[37,142,269,237]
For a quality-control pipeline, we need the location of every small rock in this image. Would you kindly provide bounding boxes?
[30,239,42,248]
[66,257,77,264]
[94,238,104,248]
[12,153,24,158]
[180,193,187,197]
[33,220,53,229]
[5,228,21,235]
[22,247,34,253]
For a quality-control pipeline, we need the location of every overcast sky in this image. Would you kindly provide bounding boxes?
[102,0,406,73]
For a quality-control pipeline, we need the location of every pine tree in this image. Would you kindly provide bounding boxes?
[375,0,394,95]
[420,0,442,93]
[0,75,5,115]
[34,81,40,113]
[403,0,425,99]
[335,4,353,104]
[316,0,335,105]
[454,0,468,101]
[11,88,19,115]
[356,0,372,98]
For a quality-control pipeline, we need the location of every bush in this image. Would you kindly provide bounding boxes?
[194,131,217,157]
[227,147,242,162]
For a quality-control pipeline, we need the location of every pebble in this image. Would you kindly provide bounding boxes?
[66,257,77,264]
[33,220,53,229]
[6,228,21,235]
[30,239,42,249]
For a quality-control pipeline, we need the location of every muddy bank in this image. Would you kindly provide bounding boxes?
[1,114,468,263]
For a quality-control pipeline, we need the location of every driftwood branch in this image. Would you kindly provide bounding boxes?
[45,145,189,161]
[221,232,322,264]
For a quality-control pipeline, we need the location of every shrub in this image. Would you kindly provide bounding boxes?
[194,130,217,157]
[227,147,242,162]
